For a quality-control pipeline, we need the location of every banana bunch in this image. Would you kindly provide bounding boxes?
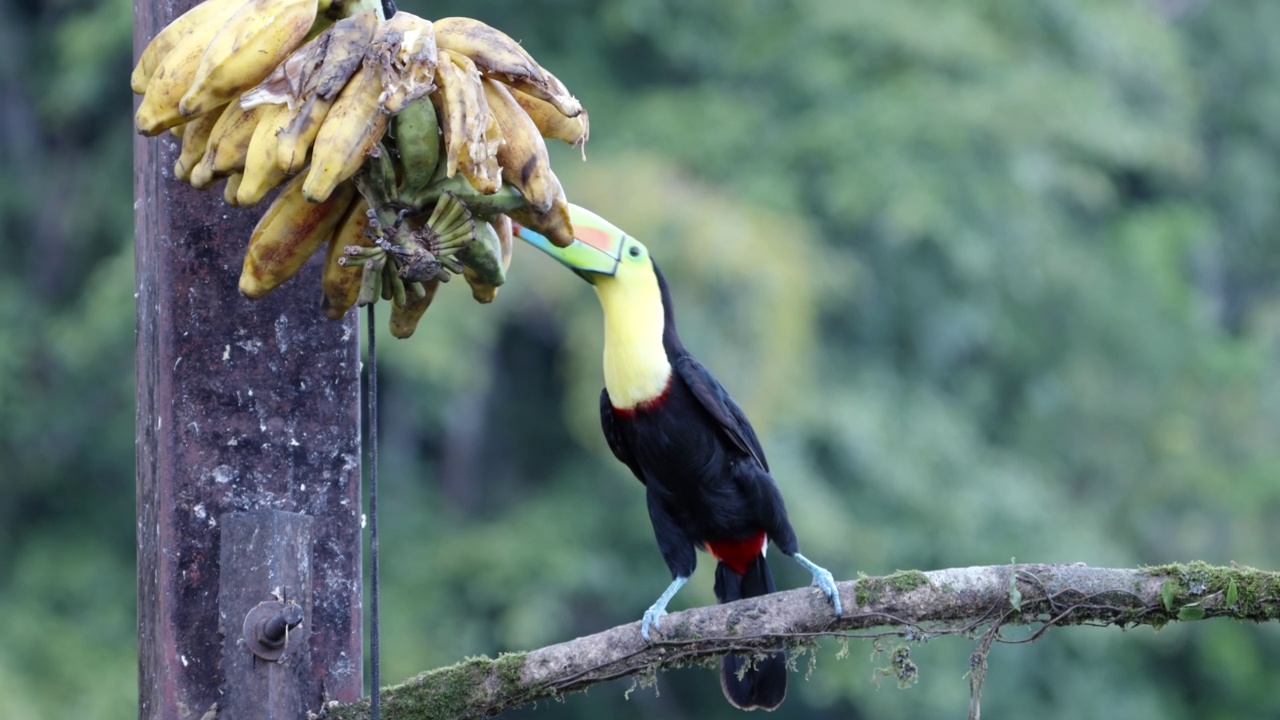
[134,0,590,339]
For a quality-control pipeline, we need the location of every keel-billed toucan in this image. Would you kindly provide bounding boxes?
[516,205,843,711]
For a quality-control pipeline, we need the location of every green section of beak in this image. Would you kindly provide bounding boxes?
[514,203,627,278]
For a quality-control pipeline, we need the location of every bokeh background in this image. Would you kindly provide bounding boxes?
[3,0,1280,717]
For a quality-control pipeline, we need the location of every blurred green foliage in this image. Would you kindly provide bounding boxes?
[2,0,1279,717]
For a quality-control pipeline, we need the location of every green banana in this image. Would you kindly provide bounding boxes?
[393,96,441,199]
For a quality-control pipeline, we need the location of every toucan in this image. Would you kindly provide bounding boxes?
[515,205,843,711]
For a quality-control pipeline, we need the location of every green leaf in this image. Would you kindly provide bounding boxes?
[1226,580,1239,607]
[1177,603,1205,622]
[1161,580,1175,613]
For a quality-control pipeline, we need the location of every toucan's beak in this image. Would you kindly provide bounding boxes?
[514,204,625,282]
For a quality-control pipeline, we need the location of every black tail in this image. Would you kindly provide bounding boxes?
[714,556,787,711]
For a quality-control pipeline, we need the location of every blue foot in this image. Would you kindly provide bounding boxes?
[793,553,843,615]
[640,605,667,642]
[640,576,688,642]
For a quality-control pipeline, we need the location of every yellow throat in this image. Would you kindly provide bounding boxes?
[595,266,672,409]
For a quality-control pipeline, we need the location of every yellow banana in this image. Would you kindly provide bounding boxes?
[429,49,466,179]
[389,277,440,339]
[275,95,329,173]
[433,50,493,190]
[320,196,372,320]
[131,0,249,94]
[174,103,226,184]
[508,174,573,247]
[240,175,357,299]
[369,11,438,115]
[236,102,294,205]
[134,11,232,135]
[432,17,541,85]
[483,77,555,212]
[224,173,244,205]
[303,62,390,203]
[190,102,270,187]
[444,51,489,151]
[505,63,583,119]
[179,0,318,118]
[508,84,589,156]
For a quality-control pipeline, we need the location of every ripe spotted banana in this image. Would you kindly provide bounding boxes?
[179,0,319,118]
[174,103,227,184]
[303,62,390,203]
[320,196,372,320]
[505,64,582,120]
[483,77,555,212]
[508,175,573,248]
[240,174,357,299]
[275,95,328,174]
[190,101,270,187]
[236,102,294,205]
[131,0,250,94]
[508,85,589,156]
[134,11,234,135]
[447,51,502,195]
[432,17,540,86]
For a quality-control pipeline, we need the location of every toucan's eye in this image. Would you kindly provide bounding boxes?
[628,245,642,258]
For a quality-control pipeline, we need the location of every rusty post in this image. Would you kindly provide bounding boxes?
[134,1,364,717]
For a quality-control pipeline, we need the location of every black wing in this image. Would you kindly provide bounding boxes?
[600,387,646,484]
[673,353,770,472]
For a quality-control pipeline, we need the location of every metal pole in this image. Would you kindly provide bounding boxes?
[134,1,364,716]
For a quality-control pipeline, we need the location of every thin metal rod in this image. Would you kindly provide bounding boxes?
[366,303,380,720]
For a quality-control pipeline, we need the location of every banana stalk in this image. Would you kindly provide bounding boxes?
[405,171,526,218]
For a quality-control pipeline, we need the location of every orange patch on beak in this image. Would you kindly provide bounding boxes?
[575,225,617,254]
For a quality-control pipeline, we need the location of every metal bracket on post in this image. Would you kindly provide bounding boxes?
[219,510,315,719]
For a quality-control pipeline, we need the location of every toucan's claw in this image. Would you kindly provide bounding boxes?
[640,605,667,642]
[793,553,843,616]
[640,575,689,642]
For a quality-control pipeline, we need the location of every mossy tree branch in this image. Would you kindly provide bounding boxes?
[314,562,1280,720]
